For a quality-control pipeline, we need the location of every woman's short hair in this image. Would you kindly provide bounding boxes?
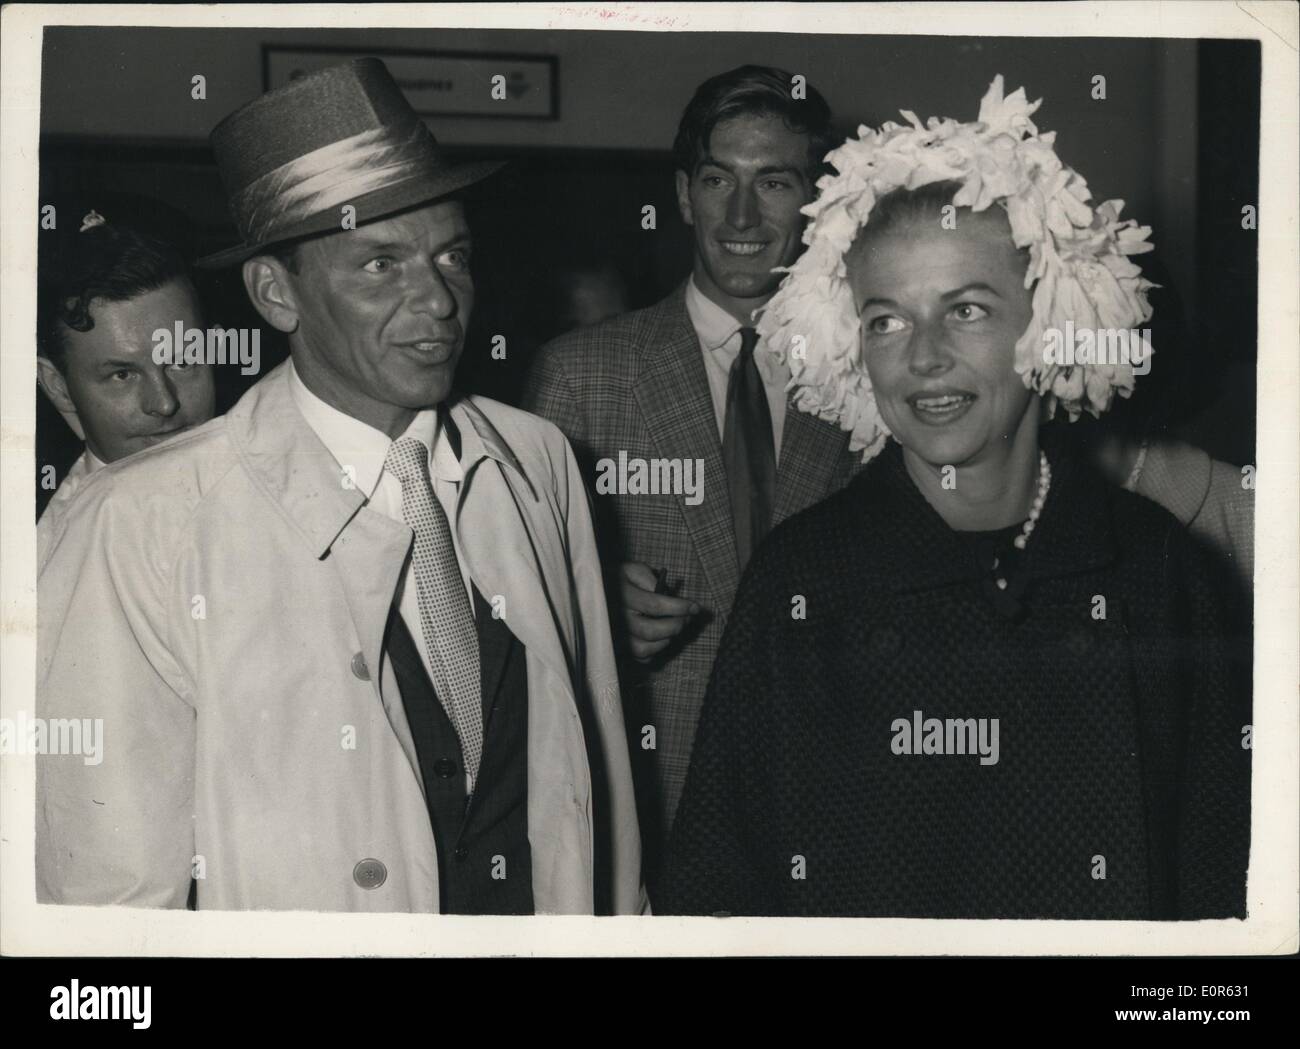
[38,195,196,372]
[672,64,836,181]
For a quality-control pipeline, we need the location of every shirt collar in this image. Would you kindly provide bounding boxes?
[287,360,461,498]
[83,448,107,474]
[685,274,751,352]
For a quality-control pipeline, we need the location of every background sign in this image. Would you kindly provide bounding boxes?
[264,45,558,119]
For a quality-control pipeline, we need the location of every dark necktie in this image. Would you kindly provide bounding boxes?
[722,326,777,571]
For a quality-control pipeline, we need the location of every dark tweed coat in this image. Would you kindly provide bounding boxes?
[522,285,866,880]
[660,434,1252,919]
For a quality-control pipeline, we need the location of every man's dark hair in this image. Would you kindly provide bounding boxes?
[38,196,195,372]
[672,65,836,181]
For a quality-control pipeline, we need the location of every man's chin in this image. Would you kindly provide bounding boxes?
[712,271,783,304]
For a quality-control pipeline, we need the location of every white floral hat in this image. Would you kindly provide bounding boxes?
[755,75,1158,462]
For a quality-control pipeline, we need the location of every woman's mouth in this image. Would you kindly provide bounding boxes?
[907,391,976,424]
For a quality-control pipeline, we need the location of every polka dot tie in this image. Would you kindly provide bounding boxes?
[384,435,483,788]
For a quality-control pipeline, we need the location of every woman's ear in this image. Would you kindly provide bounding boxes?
[36,356,86,440]
[242,256,300,334]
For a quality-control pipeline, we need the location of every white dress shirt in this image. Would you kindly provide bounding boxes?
[288,362,477,707]
[684,274,790,462]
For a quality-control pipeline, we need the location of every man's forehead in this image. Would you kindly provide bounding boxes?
[352,200,470,245]
[700,113,811,171]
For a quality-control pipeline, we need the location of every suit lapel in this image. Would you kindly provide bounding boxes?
[632,287,740,613]
[774,402,855,525]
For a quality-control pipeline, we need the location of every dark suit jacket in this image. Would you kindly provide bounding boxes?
[522,283,866,872]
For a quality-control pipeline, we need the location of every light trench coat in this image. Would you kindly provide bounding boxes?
[36,362,646,914]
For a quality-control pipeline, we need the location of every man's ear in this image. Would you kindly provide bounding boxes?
[675,169,695,228]
[36,356,85,440]
[242,256,301,334]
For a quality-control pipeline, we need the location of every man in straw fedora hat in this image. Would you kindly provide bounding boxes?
[37,58,646,915]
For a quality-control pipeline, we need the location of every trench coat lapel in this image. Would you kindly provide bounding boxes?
[227,362,414,714]
[448,398,578,691]
[632,286,740,614]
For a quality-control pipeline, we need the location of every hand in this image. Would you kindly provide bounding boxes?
[620,561,701,663]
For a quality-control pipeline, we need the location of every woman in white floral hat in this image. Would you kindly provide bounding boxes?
[659,78,1251,920]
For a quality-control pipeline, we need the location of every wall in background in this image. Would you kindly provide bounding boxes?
[43,28,1192,263]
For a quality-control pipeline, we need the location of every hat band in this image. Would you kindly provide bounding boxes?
[232,123,435,245]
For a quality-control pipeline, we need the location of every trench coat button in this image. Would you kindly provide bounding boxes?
[433,758,457,779]
[865,625,903,661]
[350,652,369,681]
[353,858,387,889]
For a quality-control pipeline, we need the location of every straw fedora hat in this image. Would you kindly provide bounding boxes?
[198,57,503,268]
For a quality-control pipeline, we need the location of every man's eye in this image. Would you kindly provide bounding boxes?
[363,257,393,274]
[761,179,792,191]
[700,175,726,189]
[951,303,990,322]
[438,248,471,271]
[109,369,135,381]
[866,316,907,335]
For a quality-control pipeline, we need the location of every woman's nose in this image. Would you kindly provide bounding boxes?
[907,323,953,376]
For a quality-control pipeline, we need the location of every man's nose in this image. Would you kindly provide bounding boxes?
[142,371,181,417]
[907,322,954,377]
[407,261,459,318]
[726,183,760,232]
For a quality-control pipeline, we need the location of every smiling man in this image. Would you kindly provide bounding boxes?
[523,66,866,896]
[36,59,644,916]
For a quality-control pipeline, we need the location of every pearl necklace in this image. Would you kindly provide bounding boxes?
[993,451,1052,591]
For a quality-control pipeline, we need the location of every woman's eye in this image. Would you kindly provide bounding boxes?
[866,315,907,335]
[951,303,990,322]
[363,257,393,274]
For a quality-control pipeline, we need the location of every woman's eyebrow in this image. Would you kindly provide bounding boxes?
[858,296,898,313]
[943,282,1003,300]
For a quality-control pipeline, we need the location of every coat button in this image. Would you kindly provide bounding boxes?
[433,758,457,779]
[353,858,387,889]
[350,652,369,680]
[865,625,903,661]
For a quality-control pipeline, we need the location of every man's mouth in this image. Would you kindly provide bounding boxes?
[718,240,769,257]
[137,425,188,442]
[396,339,458,363]
[906,390,977,423]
